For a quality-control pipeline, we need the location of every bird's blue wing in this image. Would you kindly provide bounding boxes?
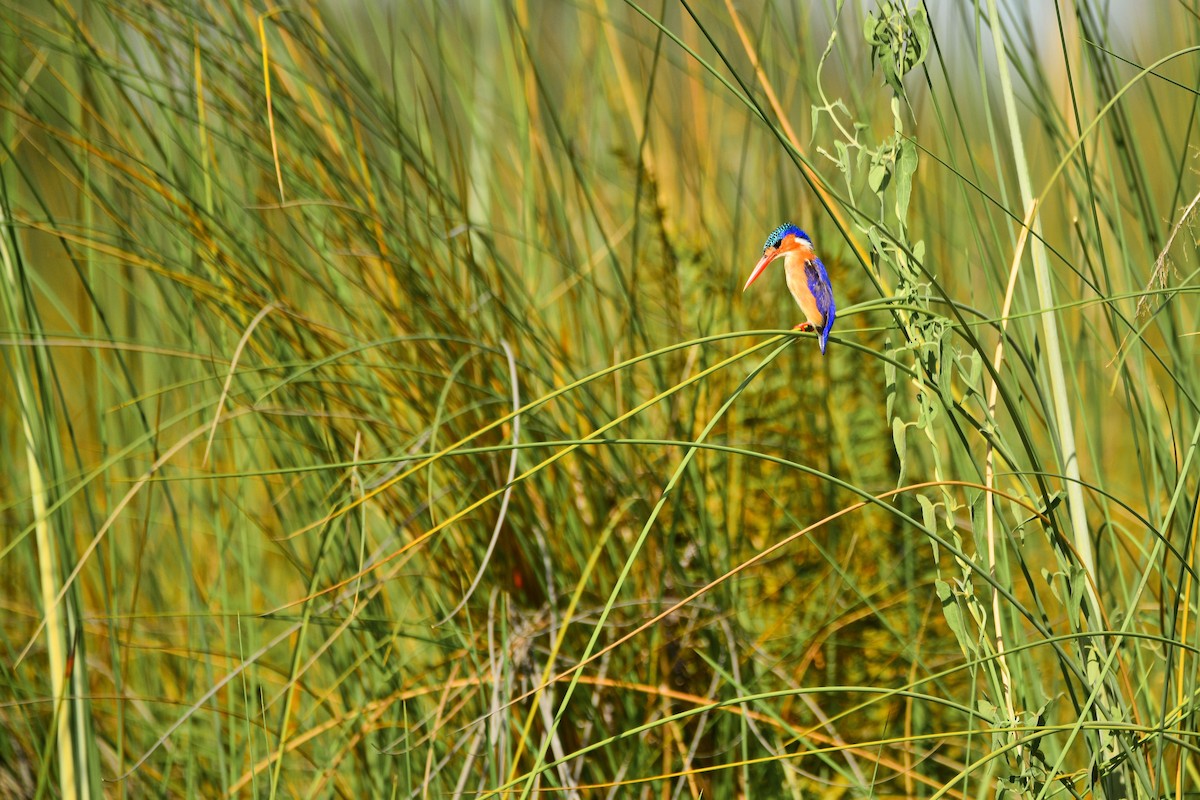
[804,258,836,354]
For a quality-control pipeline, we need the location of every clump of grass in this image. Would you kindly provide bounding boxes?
[1,1,1197,797]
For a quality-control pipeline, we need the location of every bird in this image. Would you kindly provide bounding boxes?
[742,223,836,354]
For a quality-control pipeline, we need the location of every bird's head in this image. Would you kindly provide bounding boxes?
[742,223,814,291]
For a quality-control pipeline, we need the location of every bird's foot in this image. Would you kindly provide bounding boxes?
[793,322,815,332]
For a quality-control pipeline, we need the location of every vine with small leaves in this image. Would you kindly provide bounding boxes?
[811,2,1046,794]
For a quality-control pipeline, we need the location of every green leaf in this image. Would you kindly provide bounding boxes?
[918,494,939,563]
[884,345,898,419]
[893,417,908,487]
[915,387,939,429]
[894,137,918,220]
[868,161,889,194]
[936,579,976,657]
[939,335,955,408]
[866,224,885,258]
[966,351,983,396]
[834,140,850,176]
[1067,565,1087,626]
[917,493,937,531]
[863,2,932,96]
[1042,568,1063,604]
[908,6,932,67]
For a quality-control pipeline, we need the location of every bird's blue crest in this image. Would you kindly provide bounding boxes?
[763,223,811,252]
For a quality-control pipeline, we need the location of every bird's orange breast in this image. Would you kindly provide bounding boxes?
[784,255,824,328]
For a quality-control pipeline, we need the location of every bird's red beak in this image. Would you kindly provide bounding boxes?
[743,249,779,292]
[742,237,812,292]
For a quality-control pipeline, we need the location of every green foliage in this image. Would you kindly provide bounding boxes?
[863,1,931,95]
[1,1,1198,798]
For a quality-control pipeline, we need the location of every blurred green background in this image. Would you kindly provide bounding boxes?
[2,1,1198,797]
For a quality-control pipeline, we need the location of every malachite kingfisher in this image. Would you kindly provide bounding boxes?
[743,223,836,354]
